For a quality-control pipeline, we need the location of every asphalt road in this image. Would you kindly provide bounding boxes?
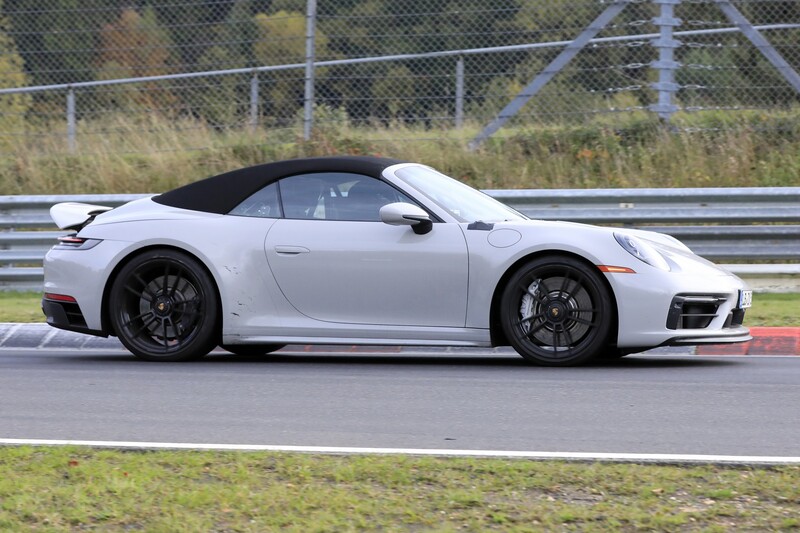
[1,348,799,458]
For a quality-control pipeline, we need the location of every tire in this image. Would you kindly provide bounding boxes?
[220,344,286,356]
[109,249,219,362]
[500,255,613,366]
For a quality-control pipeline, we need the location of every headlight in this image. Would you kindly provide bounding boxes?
[614,233,670,271]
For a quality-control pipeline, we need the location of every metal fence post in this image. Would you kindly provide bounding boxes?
[455,57,464,128]
[303,0,318,141]
[650,0,682,121]
[715,0,800,94]
[249,72,259,132]
[468,0,631,150]
[66,88,76,153]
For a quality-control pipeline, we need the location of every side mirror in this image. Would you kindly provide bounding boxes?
[379,202,433,235]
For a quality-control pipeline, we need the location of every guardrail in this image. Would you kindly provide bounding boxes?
[2,188,799,291]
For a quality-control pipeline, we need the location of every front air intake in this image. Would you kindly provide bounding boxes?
[666,295,725,330]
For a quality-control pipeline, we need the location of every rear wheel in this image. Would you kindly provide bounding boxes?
[500,255,613,366]
[109,249,219,361]
[221,344,285,356]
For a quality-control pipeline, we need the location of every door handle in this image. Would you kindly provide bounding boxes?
[274,245,310,255]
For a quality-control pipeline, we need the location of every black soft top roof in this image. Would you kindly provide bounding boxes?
[153,156,407,214]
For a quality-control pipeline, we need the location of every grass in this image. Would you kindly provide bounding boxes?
[751,294,800,328]
[0,292,44,323]
[2,108,800,195]
[0,447,799,531]
[2,291,798,326]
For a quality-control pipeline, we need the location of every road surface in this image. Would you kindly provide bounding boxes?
[1,348,798,459]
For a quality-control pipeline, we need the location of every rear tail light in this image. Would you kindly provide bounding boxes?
[44,293,77,303]
[54,235,102,250]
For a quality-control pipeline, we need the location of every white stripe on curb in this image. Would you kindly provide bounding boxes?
[1,438,799,465]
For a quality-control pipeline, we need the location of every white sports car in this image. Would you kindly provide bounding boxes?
[42,156,752,365]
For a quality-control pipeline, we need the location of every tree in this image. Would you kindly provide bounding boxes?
[252,10,330,126]
[316,0,532,124]
[0,0,31,137]
[4,0,120,120]
[151,0,264,70]
[5,0,118,85]
[184,1,261,127]
[95,7,177,112]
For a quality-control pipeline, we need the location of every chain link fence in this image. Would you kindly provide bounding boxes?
[0,0,799,156]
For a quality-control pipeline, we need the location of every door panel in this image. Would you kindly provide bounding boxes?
[265,220,468,327]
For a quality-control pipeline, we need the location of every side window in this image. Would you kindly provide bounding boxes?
[340,176,414,221]
[279,172,417,222]
[229,182,281,218]
[280,175,328,219]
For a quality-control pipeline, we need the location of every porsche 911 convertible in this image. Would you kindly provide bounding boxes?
[42,156,752,365]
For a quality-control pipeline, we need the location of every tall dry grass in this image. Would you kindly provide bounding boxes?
[1,109,799,195]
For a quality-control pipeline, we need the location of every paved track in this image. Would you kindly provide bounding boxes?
[1,348,798,458]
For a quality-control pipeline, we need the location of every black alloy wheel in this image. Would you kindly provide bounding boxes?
[109,249,219,361]
[500,255,613,366]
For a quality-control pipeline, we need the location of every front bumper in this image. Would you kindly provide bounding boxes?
[607,252,752,348]
[665,327,752,346]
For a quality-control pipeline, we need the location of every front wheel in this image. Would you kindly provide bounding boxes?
[109,249,219,362]
[500,255,614,366]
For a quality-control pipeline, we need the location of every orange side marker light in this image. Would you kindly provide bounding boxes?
[597,265,636,274]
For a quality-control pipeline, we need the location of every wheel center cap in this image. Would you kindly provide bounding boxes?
[547,300,568,323]
[153,296,173,316]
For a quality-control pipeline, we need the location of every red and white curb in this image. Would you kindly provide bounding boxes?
[697,327,800,356]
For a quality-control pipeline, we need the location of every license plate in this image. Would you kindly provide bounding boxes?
[738,290,753,309]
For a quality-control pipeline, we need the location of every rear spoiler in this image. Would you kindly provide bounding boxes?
[50,202,114,231]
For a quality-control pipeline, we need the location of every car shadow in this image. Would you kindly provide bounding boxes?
[51,348,743,369]
[225,354,739,369]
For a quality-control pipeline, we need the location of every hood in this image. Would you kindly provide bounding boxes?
[614,226,692,253]
[497,218,692,253]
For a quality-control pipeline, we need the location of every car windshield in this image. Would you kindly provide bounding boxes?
[395,165,527,223]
